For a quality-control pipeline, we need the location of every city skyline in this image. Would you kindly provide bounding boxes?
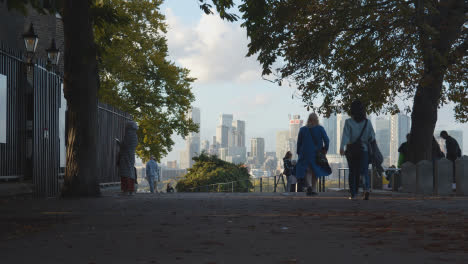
[166,109,465,168]
[160,1,468,164]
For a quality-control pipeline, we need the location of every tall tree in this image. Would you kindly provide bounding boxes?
[5,0,105,196]
[200,0,467,163]
[95,0,198,162]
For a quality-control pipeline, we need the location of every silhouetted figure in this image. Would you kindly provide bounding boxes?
[118,121,138,196]
[440,131,462,183]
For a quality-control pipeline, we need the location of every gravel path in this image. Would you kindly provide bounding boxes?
[1,192,467,264]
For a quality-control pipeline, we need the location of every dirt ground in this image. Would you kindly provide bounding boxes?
[1,192,467,264]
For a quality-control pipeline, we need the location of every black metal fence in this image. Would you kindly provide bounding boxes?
[0,43,133,197]
[0,44,27,182]
[97,102,132,184]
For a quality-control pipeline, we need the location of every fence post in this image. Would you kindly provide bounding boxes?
[274,176,277,192]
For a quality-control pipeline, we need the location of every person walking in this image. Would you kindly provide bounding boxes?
[146,156,160,193]
[440,131,462,183]
[340,100,375,200]
[283,151,297,193]
[118,121,139,196]
[296,113,330,196]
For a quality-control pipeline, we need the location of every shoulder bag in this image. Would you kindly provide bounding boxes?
[345,119,368,161]
[309,127,331,172]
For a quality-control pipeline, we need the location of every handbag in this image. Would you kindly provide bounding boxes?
[308,127,331,172]
[345,119,368,161]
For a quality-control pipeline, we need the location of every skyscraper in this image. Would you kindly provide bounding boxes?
[220,114,233,128]
[216,113,233,148]
[336,113,349,153]
[232,120,246,147]
[201,140,210,153]
[181,107,201,169]
[390,114,411,166]
[289,115,303,141]
[321,114,338,155]
[276,130,290,162]
[375,117,391,157]
[251,138,265,167]
[216,125,229,148]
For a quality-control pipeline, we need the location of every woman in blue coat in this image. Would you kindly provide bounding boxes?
[296,113,331,196]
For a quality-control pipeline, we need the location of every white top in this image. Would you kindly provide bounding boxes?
[340,118,375,152]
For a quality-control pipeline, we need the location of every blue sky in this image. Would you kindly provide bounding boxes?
[160,0,467,163]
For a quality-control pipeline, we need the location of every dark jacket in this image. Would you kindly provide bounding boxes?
[283,158,294,176]
[445,136,462,161]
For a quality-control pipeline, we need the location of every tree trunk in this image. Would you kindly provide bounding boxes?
[407,0,465,164]
[61,0,100,197]
[407,69,444,164]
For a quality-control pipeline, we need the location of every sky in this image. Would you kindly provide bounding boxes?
[159,0,467,163]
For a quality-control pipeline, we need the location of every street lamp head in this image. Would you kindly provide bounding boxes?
[46,38,60,66]
[22,23,39,53]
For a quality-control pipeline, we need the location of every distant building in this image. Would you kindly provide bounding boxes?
[336,113,349,153]
[276,130,290,163]
[218,147,229,161]
[201,140,210,153]
[389,114,411,166]
[289,115,303,141]
[166,160,178,169]
[231,120,246,147]
[375,117,391,166]
[181,107,201,169]
[251,138,265,166]
[250,169,271,178]
[220,114,233,127]
[160,167,186,181]
[321,114,338,155]
[216,125,229,148]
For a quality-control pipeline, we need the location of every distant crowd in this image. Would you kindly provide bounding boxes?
[112,99,462,199]
[282,100,462,200]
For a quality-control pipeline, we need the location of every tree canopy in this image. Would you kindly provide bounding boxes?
[176,153,251,192]
[202,0,467,119]
[202,0,467,162]
[95,0,198,162]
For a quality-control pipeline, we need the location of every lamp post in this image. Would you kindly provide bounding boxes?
[22,23,61,71]
[22,23,38,69]
[46,38,60,70]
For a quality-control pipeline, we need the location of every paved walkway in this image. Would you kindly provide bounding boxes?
[1,192,467,264]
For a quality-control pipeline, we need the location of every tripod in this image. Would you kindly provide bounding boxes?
[275,173,287,192]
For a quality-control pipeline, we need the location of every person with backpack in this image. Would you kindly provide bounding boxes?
[340,100,375,200]
[440,131,462,183]
[296,113,331,196]
[283,151,297,192]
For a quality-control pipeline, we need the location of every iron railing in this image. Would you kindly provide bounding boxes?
[188,174,329,193]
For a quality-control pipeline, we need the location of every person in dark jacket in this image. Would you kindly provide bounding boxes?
[432,136,445,160]
[283,151,297,192]
[440,131,462,183]
[397,134,410,168]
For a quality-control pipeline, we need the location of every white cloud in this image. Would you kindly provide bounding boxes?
[165,8,263,83]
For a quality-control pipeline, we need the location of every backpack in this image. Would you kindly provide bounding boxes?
[345,119,368,161]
